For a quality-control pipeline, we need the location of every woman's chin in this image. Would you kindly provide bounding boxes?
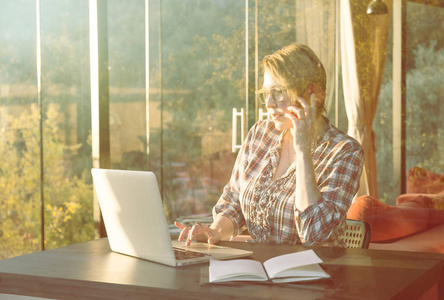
[273,120,292,131]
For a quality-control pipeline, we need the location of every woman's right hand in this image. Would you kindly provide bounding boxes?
[175,221,221,246]
[285,93,317,152]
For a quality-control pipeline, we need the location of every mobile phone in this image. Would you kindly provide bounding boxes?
[306,83,325,108]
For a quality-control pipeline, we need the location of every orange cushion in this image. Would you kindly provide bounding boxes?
[347,195,429,243]
[397,191,444,208]
[396,192,444,228]
[396,194,434,207]
[407,167,444,194]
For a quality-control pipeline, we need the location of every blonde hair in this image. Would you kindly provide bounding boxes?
[262,43,326,113]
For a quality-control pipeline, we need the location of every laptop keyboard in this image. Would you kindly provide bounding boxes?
[174,247,209,260]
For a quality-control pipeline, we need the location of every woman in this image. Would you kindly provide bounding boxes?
[176,43,364,247]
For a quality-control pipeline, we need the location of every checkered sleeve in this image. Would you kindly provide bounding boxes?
[295,142,364,246]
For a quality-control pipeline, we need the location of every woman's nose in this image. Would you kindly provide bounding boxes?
[265,94,275,108]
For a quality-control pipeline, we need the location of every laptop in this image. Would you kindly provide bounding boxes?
[91,168,253,267]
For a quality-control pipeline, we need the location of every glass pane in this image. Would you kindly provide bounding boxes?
[405,2,444,179]
[1,0,93,257]
[374,24,394,203]
[107,0,147,172]
[40,0,94,250]
[0,1,40,258]
[375,2,444,201]
[157,0,245,223]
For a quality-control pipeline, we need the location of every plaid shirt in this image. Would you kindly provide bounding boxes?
[213,118,364,247]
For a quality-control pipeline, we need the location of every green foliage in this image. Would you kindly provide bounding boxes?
[405,41,444,173]
[0,104,94,258]
[375,41,444,202]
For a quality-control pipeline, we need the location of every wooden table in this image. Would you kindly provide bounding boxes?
[0,238,443,300]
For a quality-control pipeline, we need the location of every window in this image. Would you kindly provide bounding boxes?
[405,2,443,175]
[3,0,440,259]
[374,1,444,202]
[0,0,93,258]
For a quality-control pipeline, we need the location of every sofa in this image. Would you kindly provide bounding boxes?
[347,166,444,253]
[346,167,444,300]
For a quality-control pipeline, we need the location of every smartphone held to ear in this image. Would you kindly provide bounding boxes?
[305,83,325,108]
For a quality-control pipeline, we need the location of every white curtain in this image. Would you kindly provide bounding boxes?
[340,0,391,199]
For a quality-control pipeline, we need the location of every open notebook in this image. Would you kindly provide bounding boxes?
[91,168,253,267]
